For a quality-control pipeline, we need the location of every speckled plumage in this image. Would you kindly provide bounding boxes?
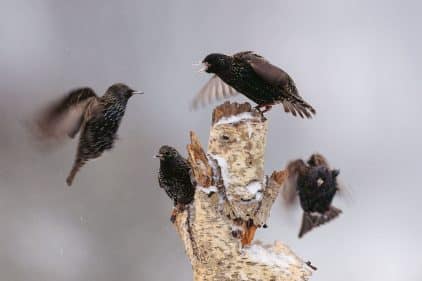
[192,51,316,118]
[157,146,195,207]
[284,154,342,238]
[36,83,142,186]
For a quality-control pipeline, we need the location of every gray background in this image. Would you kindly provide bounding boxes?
[1,0,421,280]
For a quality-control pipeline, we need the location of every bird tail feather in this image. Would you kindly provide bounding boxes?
[298,206,342,238]
[66,158,86,186]
[282,98,316,119]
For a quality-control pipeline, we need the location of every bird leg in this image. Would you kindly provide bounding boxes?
[255,104,273,114]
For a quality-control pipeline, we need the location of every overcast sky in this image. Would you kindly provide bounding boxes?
[1,0,421,280]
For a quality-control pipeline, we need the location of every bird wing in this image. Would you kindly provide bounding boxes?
[233,51,291,88]
[307,153,330,168]
[36,87,99,140]
[281,159,306,206]
[281,174,299,206]
[234,51,315,118]
[191,75,238,109]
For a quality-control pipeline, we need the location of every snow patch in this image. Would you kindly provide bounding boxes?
[243,244,296,268]
[214,112,256,126]
[210,154,231,186]
[198,185,218,194]
[255,192,263,201]
[245,181,262,195]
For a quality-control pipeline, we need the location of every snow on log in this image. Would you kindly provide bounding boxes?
[173,102,313,281]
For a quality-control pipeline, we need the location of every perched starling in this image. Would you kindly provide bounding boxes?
[35,83,143,186]
[283,154,342,238]
[191,51,316,118]
[156,145,196,222]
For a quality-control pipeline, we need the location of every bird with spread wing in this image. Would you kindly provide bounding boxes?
[34,83,143,186]
[192,51,316,118]
[283,154,342,238]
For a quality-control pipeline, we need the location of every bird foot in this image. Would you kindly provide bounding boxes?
[255,104,273,114]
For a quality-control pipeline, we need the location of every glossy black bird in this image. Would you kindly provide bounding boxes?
[35,83,143,186]
[192,51,316,118]
[283,154,341,238]
[156,145,195,222]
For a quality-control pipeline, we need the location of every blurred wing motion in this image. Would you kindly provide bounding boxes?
[281,159,305,206]
[234,51,315,118]
[36,88,98,140]
[336,179,354,204]
[191,75,238,109]
[281,174,298,206]
[299,206,342,238]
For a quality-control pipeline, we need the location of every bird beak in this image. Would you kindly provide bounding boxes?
[131,90,144,95]
[155,153,163,159]
[198,62,210,73]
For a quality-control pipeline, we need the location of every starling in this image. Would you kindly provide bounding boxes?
[156,145,196,222]
[283,154,342,238]
[191,51,316,118]
[35,83,143,186]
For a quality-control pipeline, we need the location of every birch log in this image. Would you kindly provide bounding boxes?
[173,102,313,281]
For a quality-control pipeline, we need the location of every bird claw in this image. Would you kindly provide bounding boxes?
[255,104,272,114]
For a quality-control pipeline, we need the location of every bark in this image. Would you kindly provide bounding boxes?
[174,102,313,281]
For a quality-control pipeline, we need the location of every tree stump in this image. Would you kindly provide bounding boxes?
[174,102,313,281]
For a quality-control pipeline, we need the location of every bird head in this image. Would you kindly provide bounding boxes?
[107,83,144,99]
[200,53,231,73]
[331,169,340,178]
[156,145,180,160]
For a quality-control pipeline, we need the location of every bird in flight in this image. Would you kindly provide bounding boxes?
[35,83,143,186]
[192,51,316,118]
[283,154,342,238]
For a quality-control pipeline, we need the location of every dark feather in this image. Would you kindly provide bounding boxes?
[234,51,290,87]
[36,87,98,139]
[298,206,342,238]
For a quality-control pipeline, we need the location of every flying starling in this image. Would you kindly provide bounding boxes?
[191,51,316,118]
[283,154,342,238]
[35,83,143,186]
[156,145,196,222]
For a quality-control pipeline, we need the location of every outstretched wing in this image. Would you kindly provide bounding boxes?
[36,87,99,140]
[282,159,307,206]
[191,75,238,109]
[234,51,315,118]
